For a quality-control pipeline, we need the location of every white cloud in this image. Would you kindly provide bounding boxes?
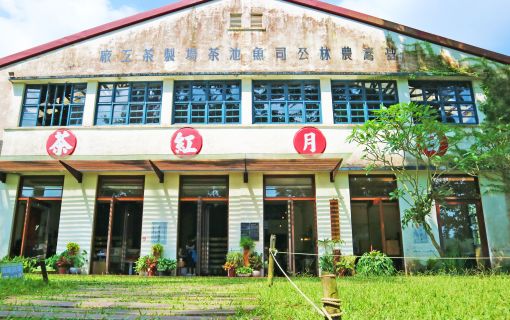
[332,0,510,55]
[0,0,137,57]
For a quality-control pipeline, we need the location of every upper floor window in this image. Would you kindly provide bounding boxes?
[173,81,241,124]
[253,80,321,124]
[20,83,86,127]
[96,82,162,125]
[332,81,398,124]
[409,81,477,124]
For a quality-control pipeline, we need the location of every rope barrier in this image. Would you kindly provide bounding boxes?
[269,250,326,318]
[273,251,510,260]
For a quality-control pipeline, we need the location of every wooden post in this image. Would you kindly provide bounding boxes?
[267,234,276,287]
[40,260,49,284]
[20,198,32,256]
[105,197,116,274]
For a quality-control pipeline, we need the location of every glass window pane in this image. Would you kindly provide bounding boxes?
[265,177,314,198]
[349,175,397,198]
[20,176,64,198]
[98,176,145,197]
[180,176,228,198]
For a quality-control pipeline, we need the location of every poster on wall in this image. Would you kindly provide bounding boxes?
[152,222,168,244]
[413,225,429,244]
[46,129,77,159]
[170,127,203,156]
[241,223,259,241]
[293,126,327,155]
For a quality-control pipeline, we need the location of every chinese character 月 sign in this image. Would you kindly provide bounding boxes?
[293,127,327,155]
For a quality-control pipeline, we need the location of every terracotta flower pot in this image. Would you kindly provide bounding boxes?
[58,267,68,275]
[227,268,236,278]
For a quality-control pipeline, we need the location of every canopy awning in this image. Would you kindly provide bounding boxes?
[0,154,347,183]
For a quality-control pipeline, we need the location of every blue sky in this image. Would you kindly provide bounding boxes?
[0,0,509,57]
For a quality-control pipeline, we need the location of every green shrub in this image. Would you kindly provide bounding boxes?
[239,237,255,250]
[225,252,243,268]
[236,266,253,275]
[157,258,177,272]
[249,252,263,270]
[318,238,344,275]
[135,256,148,273]
[66,242,80,255]
[151,244,164,257]
[356,250,396,276]
[336,255,356,276]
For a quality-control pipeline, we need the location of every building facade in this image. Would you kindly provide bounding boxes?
[0,0,509,274]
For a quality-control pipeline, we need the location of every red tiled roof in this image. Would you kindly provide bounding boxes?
[0,0,508,68]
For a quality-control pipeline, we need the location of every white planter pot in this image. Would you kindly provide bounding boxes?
[252,270,261,277]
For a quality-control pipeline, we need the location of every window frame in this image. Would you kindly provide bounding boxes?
[172,80,242,125]
[95,81,163,126]
[409,80,478,124]
[252,80,322,124]
[19,83,87,127]
[331,80,399,124]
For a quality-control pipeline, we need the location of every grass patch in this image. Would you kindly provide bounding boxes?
[0,274,509,319]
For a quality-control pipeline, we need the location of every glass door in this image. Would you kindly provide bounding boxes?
[10,176,64,259]
[178,176,228,276]
[263,176,317,275]
[91,176,145,275]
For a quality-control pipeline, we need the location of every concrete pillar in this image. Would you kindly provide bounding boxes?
[228,172,264,253]
[160,79,174,126]
[397,172,440,270]
[241,78,253,125]
[82,82,98,127]
[396,77,411,104]
[315,172,353,255]
[140,173,179,259]
[56,173,98,274]
[479,174,510,268]
[320,78,334,125]
[0,174,20,257]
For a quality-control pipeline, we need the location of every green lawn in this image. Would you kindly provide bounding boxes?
[0,274,509,319]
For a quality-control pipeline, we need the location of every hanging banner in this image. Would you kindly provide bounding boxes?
[171,127,203,156]
[293,126,327,155]
[46,129,77,159]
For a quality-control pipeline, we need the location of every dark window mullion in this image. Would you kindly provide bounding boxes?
[109,84,116,125]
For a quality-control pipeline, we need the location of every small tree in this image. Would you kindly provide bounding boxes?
[348,102,471,257]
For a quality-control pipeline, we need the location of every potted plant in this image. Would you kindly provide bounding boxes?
[66,242,80,256]
[249,252,263,277]
[151,244,164,259]
[336,255,356,277]
[45,254,59,273]
[146,255,158,277]
[236,266,253,277]
[135,256,148,276]
[223,252,243,277]
[318,239,342,320]
[56,252,72,274]
[69,250,88,274]
[157,258,177,276]
[239,237,255,267]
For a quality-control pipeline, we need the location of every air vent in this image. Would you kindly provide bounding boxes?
[230,13,242,28]
[251,14,263,28]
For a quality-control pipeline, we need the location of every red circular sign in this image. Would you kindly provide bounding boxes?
[46,129,77,159]
[422,134,448,157]
[293,127,327,155]
[171,127,203,156]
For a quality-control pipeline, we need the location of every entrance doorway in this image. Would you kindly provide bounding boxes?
[263,176,317,275]
[10,176,64,258]
[349,176,402,265]
[177,176,228,276]
[91,176,144,275]
[434,176,489,268]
